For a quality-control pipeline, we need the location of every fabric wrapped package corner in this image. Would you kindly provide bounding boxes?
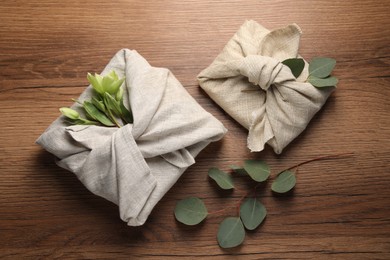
[36,49,227,226]
[197,20,335,154]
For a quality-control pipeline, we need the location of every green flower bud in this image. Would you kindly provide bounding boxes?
[60,107,80,120]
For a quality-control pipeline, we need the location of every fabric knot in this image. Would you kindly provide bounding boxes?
[238,55,283,91]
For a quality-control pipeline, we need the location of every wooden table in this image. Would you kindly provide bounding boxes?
[1,0,389,259]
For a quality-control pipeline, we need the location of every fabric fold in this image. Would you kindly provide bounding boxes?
[37,49,227,226]
[198,20,334,153]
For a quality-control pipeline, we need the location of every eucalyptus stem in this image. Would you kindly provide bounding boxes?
[208,205,236,216]
[277,152,354,175]
[208,152,354,217]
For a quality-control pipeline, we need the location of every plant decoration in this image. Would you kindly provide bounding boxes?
[59,70,133,127]
[282,57,338,87]
[174,153,352,248]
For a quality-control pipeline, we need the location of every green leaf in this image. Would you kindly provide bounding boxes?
[91,97,106,113]
[271,170,296,193]
[308,76,338,87]
[59,107,80,120]
[243,160,270,182]
[174,197,208,225]
[230,165,248,176]
[217,217,245,248]
[208,168,234,190]
[83,101,115,126]
[119,98,133,124]
[282,58,305,78]
[66,117,100,126]
[309,57,336,78]
[116,86,124,101]
[240,198,267,230]
[104,92,122,116]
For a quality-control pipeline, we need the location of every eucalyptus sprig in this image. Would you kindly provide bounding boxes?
[282,57,339,87]
[174,153,353,249]
[60,70,133,127]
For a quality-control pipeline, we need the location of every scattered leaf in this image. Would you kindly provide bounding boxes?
[239,198,267,230]
[243,160,270,182]
[282,58,305,78]
[309,57,336,78]
[271,170,296,193]
[217,217,245,248]
[308,76,338,87]
[208,168,234,190]
[174,197,208,225]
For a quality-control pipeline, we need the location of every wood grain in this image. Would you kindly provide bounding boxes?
[1,0,389,259]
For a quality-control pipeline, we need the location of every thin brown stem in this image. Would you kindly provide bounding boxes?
[208,205,236,216]
[277,152,354,175]
[207,152,354,218]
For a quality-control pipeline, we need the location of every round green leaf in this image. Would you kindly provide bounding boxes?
[271,170,296,193]
[309,57,336,78]
[240,198,267,230]
[217,217,245,248]
[243,160,270,182]
[208,168,234,190]
[174,197,208,225]
[308,76,338,88]
[282,58,305,78]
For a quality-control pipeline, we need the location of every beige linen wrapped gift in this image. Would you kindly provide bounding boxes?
[198,20,335,153]
[37,49,226,226]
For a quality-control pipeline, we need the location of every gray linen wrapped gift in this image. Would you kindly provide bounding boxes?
[198,20,335,153]
[37,49,227,226]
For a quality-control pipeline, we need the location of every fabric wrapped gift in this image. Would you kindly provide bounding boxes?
[37,49,227,226]
[197,20,335,153]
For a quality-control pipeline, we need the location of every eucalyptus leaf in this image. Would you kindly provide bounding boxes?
[239,198,267,230]
[217,217,245,248]
[83,101,115,126]
[308,76,338,87]
[208,168,234,190]
[243,160,270,182]
[174,197,208,225]
[271,170,296,193]
[309,57,336,78]
[282,58,305,78]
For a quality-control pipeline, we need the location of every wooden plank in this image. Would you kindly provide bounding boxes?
[0,0,389,258]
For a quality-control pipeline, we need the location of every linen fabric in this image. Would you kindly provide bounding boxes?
[197,20,334,153]
[37,49,227,226]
